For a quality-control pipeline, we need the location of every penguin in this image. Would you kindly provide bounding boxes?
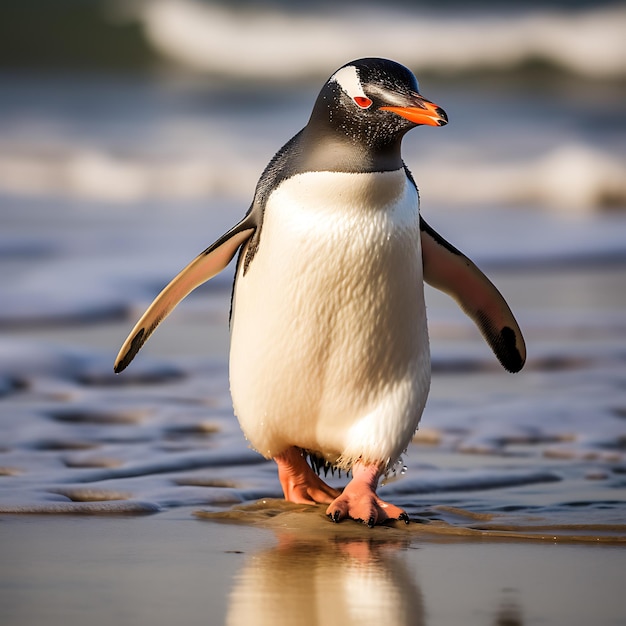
[114,58,526,526]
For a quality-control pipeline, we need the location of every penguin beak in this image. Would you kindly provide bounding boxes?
[381,94,448,127]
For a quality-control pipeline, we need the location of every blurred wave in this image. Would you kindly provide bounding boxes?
[1,142,624,210]
[1,0,625,80]
[135,0,626,80]
[0,1,624,210]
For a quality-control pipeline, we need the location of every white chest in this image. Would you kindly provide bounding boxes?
[229,169,430,468]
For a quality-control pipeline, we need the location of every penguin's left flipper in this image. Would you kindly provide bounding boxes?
[420,217,526,373]
[114,219,255,373]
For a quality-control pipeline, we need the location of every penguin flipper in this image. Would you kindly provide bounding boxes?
[114,219,255,373]
[420,217,526,373]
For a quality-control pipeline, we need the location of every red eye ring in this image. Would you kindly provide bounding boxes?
[353,96,373,109]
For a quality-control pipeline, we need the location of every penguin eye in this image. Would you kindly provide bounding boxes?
[353,96,373,109]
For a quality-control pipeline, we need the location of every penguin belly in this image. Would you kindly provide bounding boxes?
[229,169,430,471]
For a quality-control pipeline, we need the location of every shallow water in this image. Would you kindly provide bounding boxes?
[1,192,625,532]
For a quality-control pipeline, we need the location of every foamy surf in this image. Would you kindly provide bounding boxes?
[133,1,626,80]
[1,143,624,210]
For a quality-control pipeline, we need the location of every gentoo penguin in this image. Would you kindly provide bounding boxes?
[114,58,526,526]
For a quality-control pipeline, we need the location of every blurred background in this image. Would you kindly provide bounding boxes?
[0,0,624,368]
[1,0,624,207]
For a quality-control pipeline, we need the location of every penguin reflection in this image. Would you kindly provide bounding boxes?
[226,534,424,626]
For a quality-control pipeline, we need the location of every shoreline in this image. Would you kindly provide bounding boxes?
[2,505,625,626]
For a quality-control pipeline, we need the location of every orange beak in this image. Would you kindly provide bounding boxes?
[381,95,448,127]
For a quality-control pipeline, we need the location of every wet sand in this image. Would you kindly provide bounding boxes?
[2,504,625,626]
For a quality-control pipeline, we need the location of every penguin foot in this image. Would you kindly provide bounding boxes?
[275,447,341,505]
[325,462,406,526]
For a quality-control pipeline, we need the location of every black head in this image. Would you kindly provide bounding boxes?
[302,58,448,172]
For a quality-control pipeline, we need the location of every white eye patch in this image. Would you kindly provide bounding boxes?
[330,65,372,109]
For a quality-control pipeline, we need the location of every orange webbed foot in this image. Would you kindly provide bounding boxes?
[325,462,410,527]
[275,447,341,505]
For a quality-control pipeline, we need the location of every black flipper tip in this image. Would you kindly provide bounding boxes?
[498,326,525,373]
[113,328,145,373]
[477,314,526,374]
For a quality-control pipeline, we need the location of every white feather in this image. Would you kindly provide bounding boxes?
[229,169,430,470]
[330,65,367,100]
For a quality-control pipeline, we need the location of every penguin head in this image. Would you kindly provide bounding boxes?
[304,58,447,170]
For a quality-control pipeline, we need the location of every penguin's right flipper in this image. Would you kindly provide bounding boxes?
[420,217,526,373]
[114,219,255,373]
